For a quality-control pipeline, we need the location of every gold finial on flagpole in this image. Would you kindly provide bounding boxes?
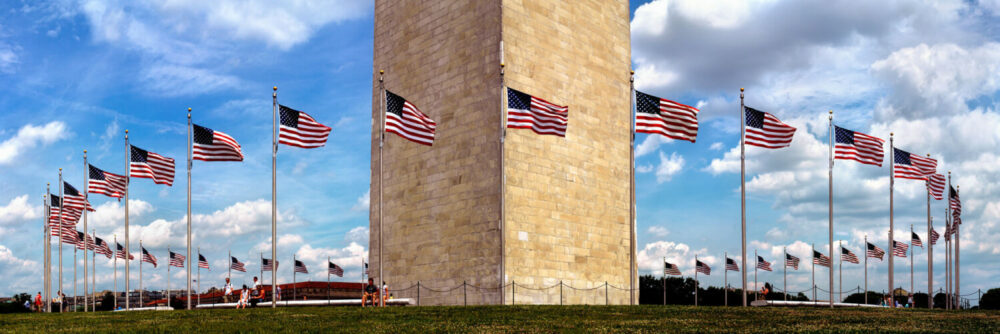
[740,87,744,92]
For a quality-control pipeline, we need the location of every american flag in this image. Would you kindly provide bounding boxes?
[841,247,859,264]
[262,258,277,272]
[944,222,952,241]
[294,260,308,274]
[892,240,908,257]
[924,173,946,200]
[328,262,343,277]
[634,90,698,142]
[384,90,436,146]
[231,256,246,272]
[130,145,175,186]
[930,227,940,245]
[169,251,185,268]
[813,250,832,268]
[756,256,772,272]
[506,87,568,137]
[866,242,885,260]
[743,106,796,149]
[95,237,113,258]
[279,105,331,148]
[695,260,711,275]
[893,148,936,180]
[62,182,94,221]
[785,253,800,270]
[116,243,134,260]
[950,186,962,225]
[87,164,126,199]
[198,254,210,269]
[912,232,923,248]
[192,124,243,162]
[725,257,739,272]
[75,231,95,251]
[663,261,681,275]
[141,247,157,267]
[834,126,884,166]
[47,195,78,245]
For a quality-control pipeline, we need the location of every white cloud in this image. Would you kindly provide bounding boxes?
[636,164,654,173]
[0,122,70,165]
[647,226,669,237]
[654,151,685,183]
[0,42,17,74]
[351,190,369,212]
[89,199,154,229]
[637,240,714,276]
[140,65,241,97]
[709,142,724,151]
[635,135,673,158]
[114,199,300,248]
[0,195,40,224]
[346,226,369,244]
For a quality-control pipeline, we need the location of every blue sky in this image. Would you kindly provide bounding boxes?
[1,0,1000,303]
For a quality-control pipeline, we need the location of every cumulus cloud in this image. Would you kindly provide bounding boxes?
[635,135,673,158]
[637,240,713,276]
[0,195,40,224]
[0,122,71,165]
[89,199,154,229]
[351,190,370,212]
[346,226,369,244]
[654,151,685,183]
[647,226,669,237]
[0,42,17,74]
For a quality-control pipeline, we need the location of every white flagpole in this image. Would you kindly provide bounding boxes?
[724,251,728,306]
[927,172,934,308]
[812,244,816,302]
[839,241,842,303]
[500,55,508,306]
[272,86,278,308]
[828,110,834,308]
[198,247,202,307]
[58,168,64,312]
[783,247,787,302]
[167,245,171,306]
[91,229,96,311]
[629,70,637,305]
[753,250,757,301]
[73,240,77,312]
[83,150,89,311]
[293,254,297,301]
[124,129,131,310]
[186,108,193,310]
[955,184,960,309]
[44,189,50,313]
[910,224,914,299]
[888,133,894,306]
[139,240,143,307]
[113,234,118,310]
[864,235,868,305]
[740,88,747,307]
[377,71,385,294]
[694,254,699,307]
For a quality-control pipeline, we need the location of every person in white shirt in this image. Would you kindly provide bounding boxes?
[224,277,233,303]
[237,285,249,309]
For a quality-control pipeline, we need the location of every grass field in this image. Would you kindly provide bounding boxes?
[2,305,999,333]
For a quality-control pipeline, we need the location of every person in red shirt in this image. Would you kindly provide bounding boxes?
[34,292,42,312]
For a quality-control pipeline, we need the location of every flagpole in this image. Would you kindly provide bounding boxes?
[44,189,50,313]
[197,247,201,307]
[293,254,297,302]
[839,241,842,303]
[694,254,699,307]
[260,252,263,290]
[113,234,117,310]
[500,57,508,306]
[945,206,950,309]
[186,108,193,310]
[910,224,914,299]
[753,250,757,301]
[377,71,385,295]
[783,247,787,302]
[629,70,637,305]
[888,133,894,305]
[124,129,131,310]
[955,184,960,309]
[327,256,331,304]
[167,245,171,306]
[724,251,728,306]
[812,244,816,302]
[864,235,868,305]
[83,150,89,312]
[228,249,231,282]
[73,240,77,312]
[740,87,747,307]
[58,168,64,312]
[271,86,278,308]
[927,172,933,308]
[139,240,143,307]
[91,229,96,311]
[828,110,834,308]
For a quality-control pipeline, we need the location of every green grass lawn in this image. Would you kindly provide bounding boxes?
[2,305,999,333]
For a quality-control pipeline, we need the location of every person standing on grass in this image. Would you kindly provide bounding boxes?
[224,277,233,303]
[381,281,389,306]
[34,292,42,312]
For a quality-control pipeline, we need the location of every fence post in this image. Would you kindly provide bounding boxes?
[463,281,467,306]
[605,281,609,305]
[417,281,420,306]
[512,281,515,305]
[560,281,563,306]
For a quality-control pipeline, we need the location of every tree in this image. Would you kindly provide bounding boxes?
[843,291,884,305]
[980,288,1000,310]
[97,292,115,311]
